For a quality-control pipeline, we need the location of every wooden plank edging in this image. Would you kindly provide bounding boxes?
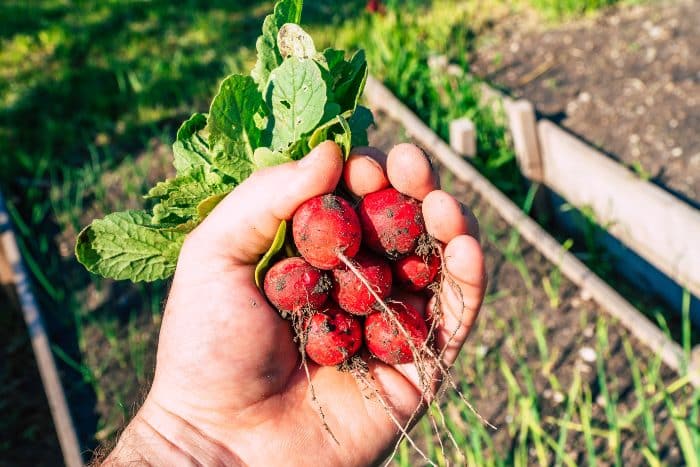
[0,191,84,467]
[363,75,700,386]
[537,120,700,305]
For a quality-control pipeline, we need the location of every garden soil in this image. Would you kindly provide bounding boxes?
[471,0,700,206]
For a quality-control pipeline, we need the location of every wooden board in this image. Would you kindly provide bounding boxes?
[538,120,700,321]
[0,194,84,467]
[363,75,700,385]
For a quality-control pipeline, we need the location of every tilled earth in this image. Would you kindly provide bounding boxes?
[471,0,700,205]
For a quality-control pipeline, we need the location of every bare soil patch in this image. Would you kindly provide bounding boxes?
[472,0,700,206]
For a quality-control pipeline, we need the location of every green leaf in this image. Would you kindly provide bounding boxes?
[267,57,326,150]
[334,115,352,159]
[254,220,287,288]
[307,109,353,149]
[173,113,212,174]
[348,105,374,147]
[75,211,185,282]
[209,74,265,182]
[251,0,304,93]
[277,23,316,59]
[320,102,342,126]
[320,48,346,71]
[334,50,368,111]
[316,48,348,90]
[146,167,231,225]
[253,147,294,169]
[197,192,228,219]
[285,136,312,161]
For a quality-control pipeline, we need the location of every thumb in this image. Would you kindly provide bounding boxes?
[183,141,344,266]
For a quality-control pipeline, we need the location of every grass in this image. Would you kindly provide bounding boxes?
[528,0,620,19]
[392,254,699,464]
[1,0,697,464]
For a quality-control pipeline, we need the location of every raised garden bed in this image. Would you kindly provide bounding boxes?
[468,0,700,325]
[366,76,700,380]
[370,110,695,465]
[0,194,79,466]
[472,0,700,205]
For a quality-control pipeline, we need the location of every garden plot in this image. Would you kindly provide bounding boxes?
[371,112,698,465]
[34,110,698,465]
[472,0,700,205]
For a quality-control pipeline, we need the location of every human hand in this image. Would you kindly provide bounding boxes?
[103,141,486,466]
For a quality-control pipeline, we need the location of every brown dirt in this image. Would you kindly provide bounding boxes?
[369,111,690,464]
[0,242,62,466]
[471,0,700,206]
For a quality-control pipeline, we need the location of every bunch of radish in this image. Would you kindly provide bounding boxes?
[264,182,441,367]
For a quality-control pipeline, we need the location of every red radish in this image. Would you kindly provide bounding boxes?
[357,188,426,259]
[393,252,440,292]
[305,306,363,366]
[331,251,392,315]
[264,257,330,314]
[364,302,428,364]
[293,194,362,270]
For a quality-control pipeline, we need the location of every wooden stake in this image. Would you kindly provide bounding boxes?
[449,118,476,158]
[504,99,543,182]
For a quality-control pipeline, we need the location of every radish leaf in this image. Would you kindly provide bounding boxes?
[173,113,212,174]
[209,74,265,182]
[146,167,231,225]
[76,0,375,283]
[76,211,185,282]
[348,105,374,147]
[254,220,287,287]
[278,23,316,59]
[267,57,326,150]
[252,0,303,93]
[253,147,294,169]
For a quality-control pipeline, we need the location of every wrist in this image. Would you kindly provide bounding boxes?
[102,398,243,466]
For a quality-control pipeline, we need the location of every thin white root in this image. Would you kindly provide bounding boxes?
[336,245,496,466]
[352,368,436,467]
[294,313,341,445]
[301,359,340,445]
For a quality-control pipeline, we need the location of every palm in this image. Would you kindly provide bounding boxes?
[145,143,485,466]
[155,258,429,465]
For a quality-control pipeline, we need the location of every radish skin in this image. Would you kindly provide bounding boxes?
[364,302,428,364]
[293,194,362,270]
[357,188,426,259]
[305,306,363,366]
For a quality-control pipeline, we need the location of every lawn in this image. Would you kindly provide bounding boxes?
[2,0,698,464]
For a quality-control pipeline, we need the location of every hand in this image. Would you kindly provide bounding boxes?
[103,141,486,466]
